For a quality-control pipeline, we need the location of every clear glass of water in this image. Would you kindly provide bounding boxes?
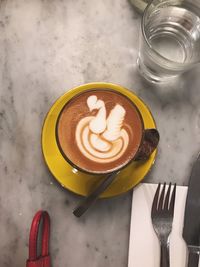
[137,0,200,83]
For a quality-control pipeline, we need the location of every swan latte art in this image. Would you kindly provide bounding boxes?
[56,90,143,174]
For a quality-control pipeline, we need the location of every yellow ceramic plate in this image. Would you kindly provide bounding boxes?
[42,82,157,198]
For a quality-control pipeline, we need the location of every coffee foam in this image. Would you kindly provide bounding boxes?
[75,96,129,163]
[56,90,143,173]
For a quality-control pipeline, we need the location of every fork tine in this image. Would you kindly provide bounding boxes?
[169,183,176,216]
[151,183,161,215]
[158,182,166,211]
[164,183,171,210]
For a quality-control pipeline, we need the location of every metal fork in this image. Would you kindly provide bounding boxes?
[151,183,176,267]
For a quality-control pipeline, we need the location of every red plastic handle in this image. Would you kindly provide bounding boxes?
[26,211,50,267]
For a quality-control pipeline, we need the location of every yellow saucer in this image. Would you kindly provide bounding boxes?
[41,83,157,198]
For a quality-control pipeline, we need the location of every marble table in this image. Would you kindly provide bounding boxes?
[1,0,200,266]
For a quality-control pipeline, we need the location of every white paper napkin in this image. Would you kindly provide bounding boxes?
[128,183,194,267]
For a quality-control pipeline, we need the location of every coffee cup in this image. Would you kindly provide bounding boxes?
[55,84,159,175]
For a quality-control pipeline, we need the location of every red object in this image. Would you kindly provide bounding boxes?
[26,210,51,267]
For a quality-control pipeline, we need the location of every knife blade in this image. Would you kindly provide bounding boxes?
[183,153,200,267]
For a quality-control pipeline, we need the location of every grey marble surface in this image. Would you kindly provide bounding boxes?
[0,0,200,266]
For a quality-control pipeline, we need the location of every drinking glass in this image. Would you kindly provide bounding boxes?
[137,0,200,83]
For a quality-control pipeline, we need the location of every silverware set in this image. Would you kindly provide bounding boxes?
[151,153,200,267]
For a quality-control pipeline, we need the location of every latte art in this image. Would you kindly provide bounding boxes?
[56,89,143,173]
[75,96,129,163]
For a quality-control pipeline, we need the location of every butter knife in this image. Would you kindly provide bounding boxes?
[183,153,200,267]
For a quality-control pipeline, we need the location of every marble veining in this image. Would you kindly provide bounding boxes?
[0,0,200,266]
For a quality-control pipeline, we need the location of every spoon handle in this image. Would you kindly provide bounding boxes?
[73,172,118,217]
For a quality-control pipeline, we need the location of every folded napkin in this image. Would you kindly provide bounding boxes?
[128,183,190,267]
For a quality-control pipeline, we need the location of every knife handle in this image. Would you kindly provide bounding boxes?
[160,243,169,267]
[188,250,199,267]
